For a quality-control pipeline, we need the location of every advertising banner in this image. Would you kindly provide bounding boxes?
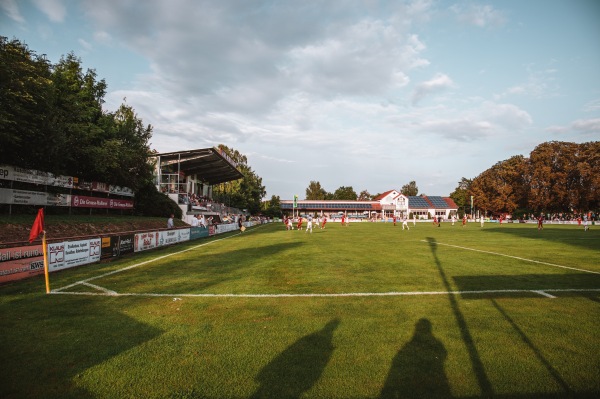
[215,223,238,234]
[0,165,73,188]
[118,234,135,256]
[48,239,101,272]
[101,236,120,259]
[158,230,179,247]
[92,181,110,193]
[109,185,135,197]
[0,244,45,284]
[0,188,70,207]
[134,231,159,252]
[190,226,210,240]
[72,195,134,209]
[178,228,190,242]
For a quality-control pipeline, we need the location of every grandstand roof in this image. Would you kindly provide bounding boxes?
[151,147,243,185]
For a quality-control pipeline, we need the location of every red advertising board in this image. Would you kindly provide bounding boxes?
[0,244,45,283]
[72,195,134,209]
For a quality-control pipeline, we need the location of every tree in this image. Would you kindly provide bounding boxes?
[306,181,328,200]
[0,37,52,169]
[48,52,108,178]
[357,190,372,201]
[401,181,418,196]
[1,38,155,192]
[263,195,282,217]
[332,186,357,200]
[449,178,472,211]
[212,145,266,214]
[98,103,154,190]
[528,141,594,213]
[577,141,600,211]
[469,155,528,215]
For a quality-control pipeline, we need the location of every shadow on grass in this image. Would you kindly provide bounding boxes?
[454,274,600,299]
[380,318,451,398]
[99,240,305,294]
[0,295,162,399]
[250,318,340,399]
[481,224,600,251]
[490,299,573,395]
[426,237,494,397]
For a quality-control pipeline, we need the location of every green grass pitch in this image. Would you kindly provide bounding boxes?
[1,221,599,398]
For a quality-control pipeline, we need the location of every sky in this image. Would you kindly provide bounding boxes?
[2,0,599,200]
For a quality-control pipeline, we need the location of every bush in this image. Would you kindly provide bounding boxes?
[134,182,182,218]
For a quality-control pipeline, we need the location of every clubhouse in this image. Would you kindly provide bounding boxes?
[281,190,459,220]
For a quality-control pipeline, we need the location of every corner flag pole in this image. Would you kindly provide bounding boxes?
[42,231,50,294]
[28,208,49,294]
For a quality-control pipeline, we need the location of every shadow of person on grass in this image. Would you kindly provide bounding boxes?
[251,318,340,399]
[380,318,452,399]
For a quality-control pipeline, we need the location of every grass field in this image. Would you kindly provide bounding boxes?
[1,221,599,398]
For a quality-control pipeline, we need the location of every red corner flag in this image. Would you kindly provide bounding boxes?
[29,208,45,243]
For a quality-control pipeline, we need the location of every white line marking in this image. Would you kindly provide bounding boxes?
[532,290,556,298]
[53,229,255,293]
[50,288,600,298]
[422,240,600,275]
[81,282,117,295]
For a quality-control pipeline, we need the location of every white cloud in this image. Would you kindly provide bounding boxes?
[84,0,432,114]
[78,38,92,51]
[93,30,111,44]
[407,100,531,142]
[450,3,506,28]
[572,118,600,133]
[64,0,593,199]
[0,0,24,23]
[547,118,600,136]
[494,63,559,100]
[32,0,66,23]
[411,73,455,105]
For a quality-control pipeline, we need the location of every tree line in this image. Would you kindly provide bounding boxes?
[1,37,266,217]
[265,140,599,220]
[449,141,599,217]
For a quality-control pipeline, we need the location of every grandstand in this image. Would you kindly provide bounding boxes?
[149,147,245,223]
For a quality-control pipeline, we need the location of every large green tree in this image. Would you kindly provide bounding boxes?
[401,181,419,196]
[263,195,282,217]
[305,181,328,200]
[212,145,266,214]
[0,37,154,191]
[98,104,154,190]
[357,189,372,201]
[48,52,108,178]
[0,37,52,169]
[332,186,357,200]
[449,177,472,211]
